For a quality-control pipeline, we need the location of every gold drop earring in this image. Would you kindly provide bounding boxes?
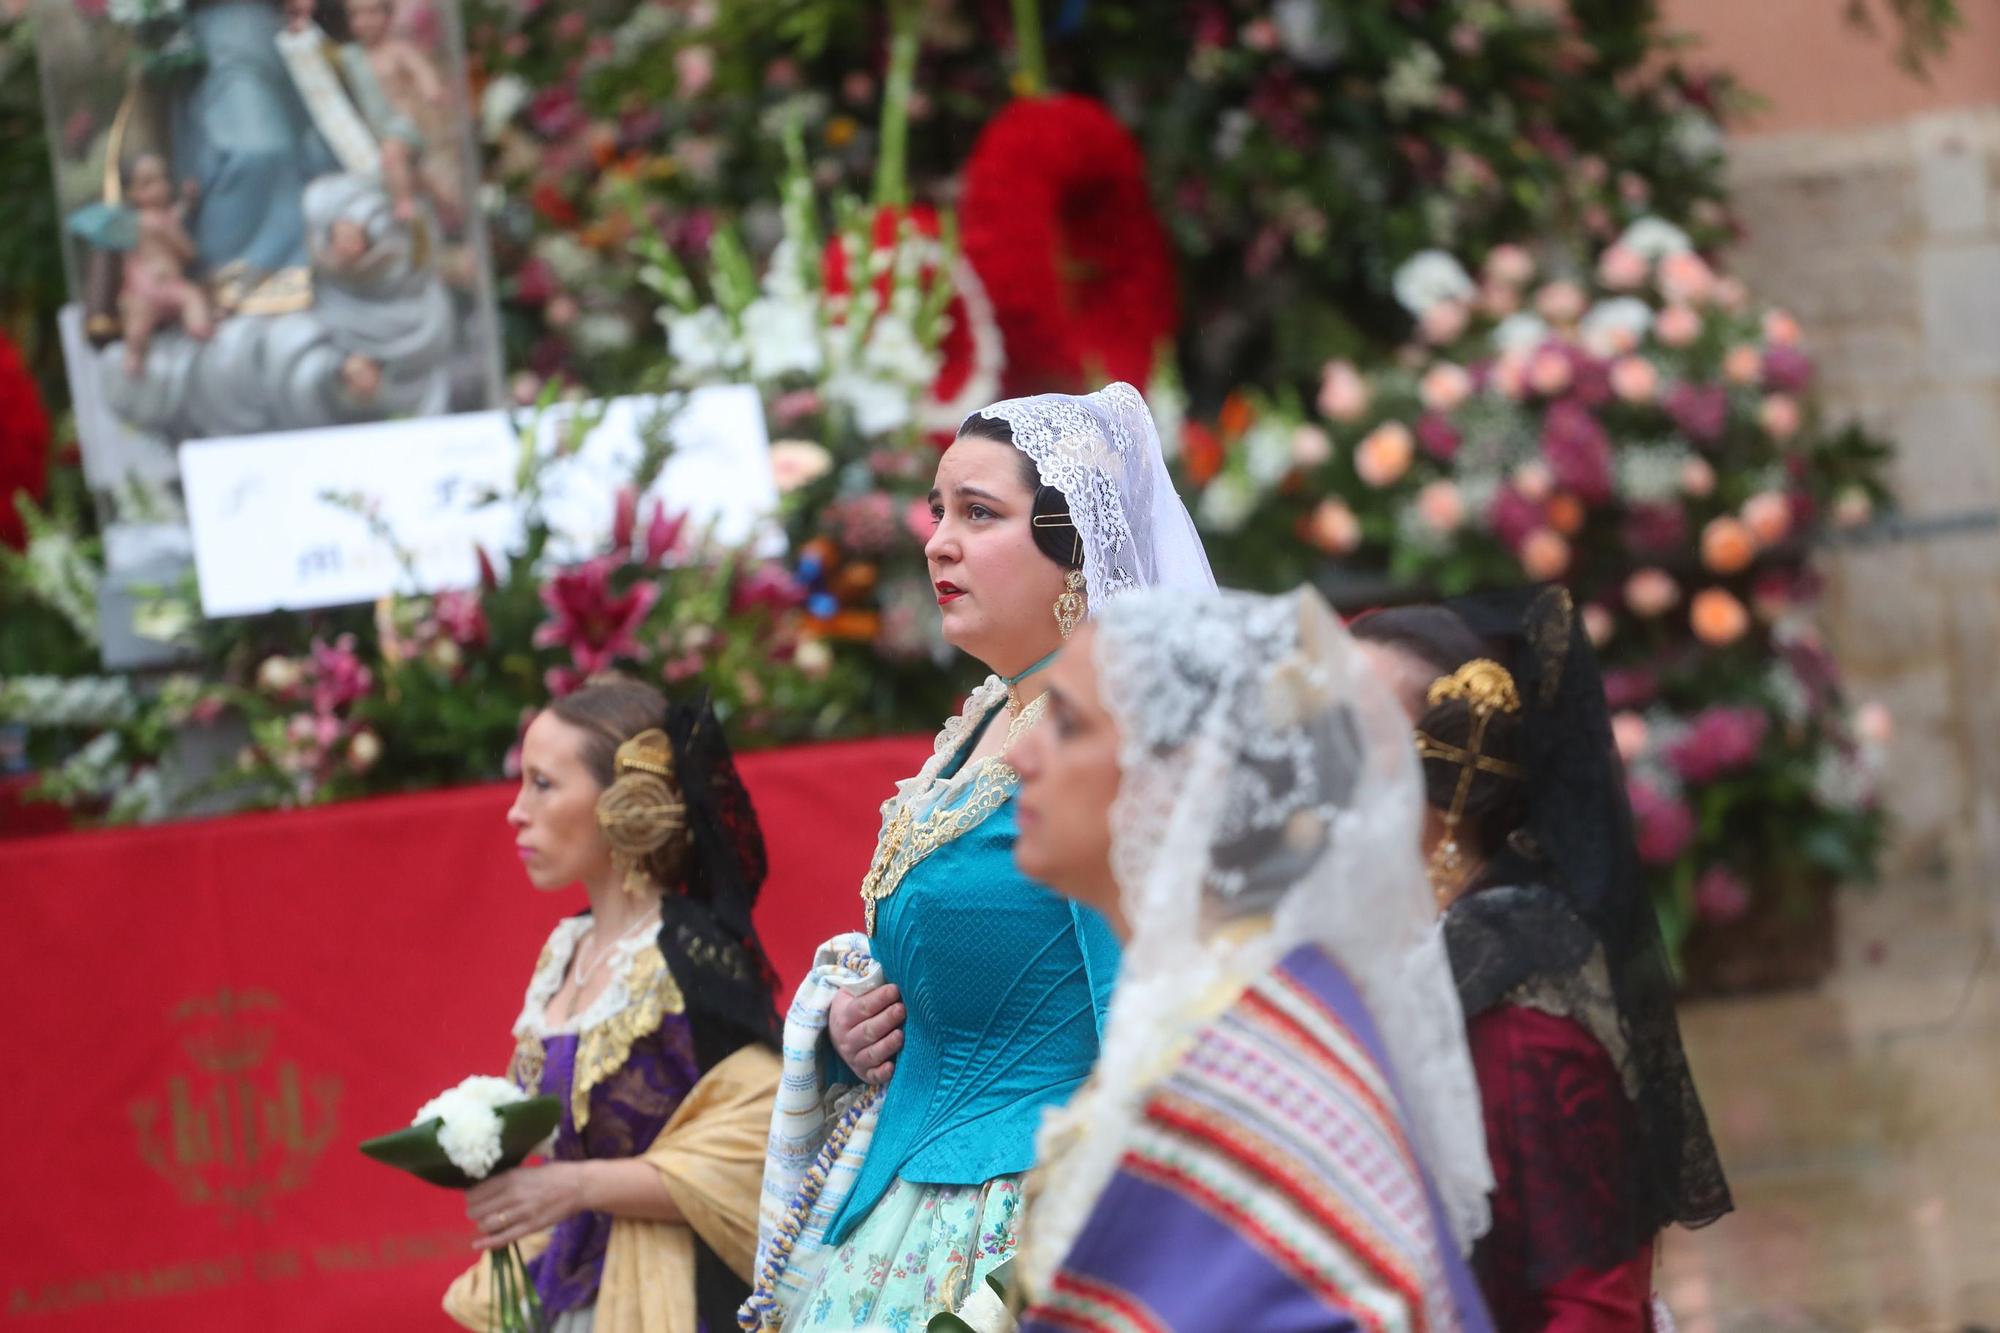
[1054,569,1086,639]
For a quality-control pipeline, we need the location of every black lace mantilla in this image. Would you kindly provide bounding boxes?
[1448,589,1733,1275]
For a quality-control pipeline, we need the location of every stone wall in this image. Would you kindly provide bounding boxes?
[1722,108,2000,909]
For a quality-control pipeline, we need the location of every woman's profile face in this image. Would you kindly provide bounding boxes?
[1012,625,1126,936]
[507,712,615,892]
[923,435,1071,677]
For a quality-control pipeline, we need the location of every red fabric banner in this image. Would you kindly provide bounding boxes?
[1,734,932,1332]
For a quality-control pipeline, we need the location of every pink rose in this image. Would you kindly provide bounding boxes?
[1290,424,1333,469]
[1317,360,1371,422]
[1612,711,1650,763]
[1484,243,1536,287]
[1680,455,1717,497]
[1855,701,1894,747]
[1659,251,1715,306]
[1511,460,1555,503]
[1354,422,1416,488]
[1722,344,1762,386]
[1416,480,1466,533]
[674,45,715,97]
[1489,353,1528,401]
[1624,567,1682,618]
[1583,603,1615,648]
[1712,276,1749,312]
[1655,305,1703,347]
[1596,244,1649,290]
[1481,279,1523,318]
[1421,299,1471,345]
[1758,394,1801,441]
[1535,281,1587,324]
[1610,356,1658,404]
[1742,491,1793,545]
[1763,309,1802,345]
[1528,346,1574,396]
[1420,362,1474,413]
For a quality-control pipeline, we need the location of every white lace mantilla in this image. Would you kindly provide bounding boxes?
[1022,587,1494,1307]
[968,381,1214,614]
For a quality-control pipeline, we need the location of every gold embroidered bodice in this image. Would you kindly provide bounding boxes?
[859,691,1047,935]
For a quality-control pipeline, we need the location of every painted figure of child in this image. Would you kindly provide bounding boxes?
[120,154,216,376]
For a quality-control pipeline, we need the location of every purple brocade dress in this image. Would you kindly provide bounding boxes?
[510,919,703,1320]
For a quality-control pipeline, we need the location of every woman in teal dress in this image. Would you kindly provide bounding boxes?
[740,383,1213,1331]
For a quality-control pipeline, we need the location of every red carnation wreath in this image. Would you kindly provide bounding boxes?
[958,94,1179,395]
[822,204,1004,438]
[0,332,51,551]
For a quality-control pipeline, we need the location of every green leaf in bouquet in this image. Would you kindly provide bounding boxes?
[358,1095,562,1189]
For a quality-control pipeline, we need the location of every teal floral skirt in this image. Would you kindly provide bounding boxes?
[783,1174,1023,1332]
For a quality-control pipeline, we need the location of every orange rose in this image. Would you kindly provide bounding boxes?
[1690,588,1749,646]
[1354,422,1416,488]
[1700,516,1756,574]
[1546,492,1587,536]
[1520,528,1571,579]
[1304,499,1362,555]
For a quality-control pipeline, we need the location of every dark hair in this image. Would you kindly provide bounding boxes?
[955,413,1084,571]
[546,678,692,889]
[1351,605,1527,857]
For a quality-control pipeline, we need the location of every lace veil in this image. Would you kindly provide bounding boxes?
[967,381,1214,612]
[1027,587,1494,1300]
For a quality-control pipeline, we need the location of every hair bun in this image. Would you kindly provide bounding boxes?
[597,729,685,858]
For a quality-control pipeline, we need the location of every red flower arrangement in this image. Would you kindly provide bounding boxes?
[0,332,51,551]
[959,95,1178,395]
[822,204,1003,434]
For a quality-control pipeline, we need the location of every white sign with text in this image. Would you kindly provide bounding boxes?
[179,387,779,617]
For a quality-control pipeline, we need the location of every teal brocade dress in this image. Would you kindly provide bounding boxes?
[786,688,1119,1332]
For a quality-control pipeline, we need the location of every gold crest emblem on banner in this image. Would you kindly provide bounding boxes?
[129,988,342,1219]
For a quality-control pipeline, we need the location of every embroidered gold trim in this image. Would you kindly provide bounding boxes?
[859,695,1045,935]
[571,943,686,1129]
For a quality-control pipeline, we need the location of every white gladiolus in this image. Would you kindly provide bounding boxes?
[1392,250,1478,318]
[742,296,824,380]
[825,371,914,438]
[664,307,745,379]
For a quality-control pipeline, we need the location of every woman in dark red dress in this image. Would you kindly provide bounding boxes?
[1355,589,1733,1332]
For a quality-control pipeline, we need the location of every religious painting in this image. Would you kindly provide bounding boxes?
[32,0,500,660]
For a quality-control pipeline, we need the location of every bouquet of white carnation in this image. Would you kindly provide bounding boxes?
[360,1075,561,1332]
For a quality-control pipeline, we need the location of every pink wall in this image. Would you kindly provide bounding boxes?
[1661,0,2000,135]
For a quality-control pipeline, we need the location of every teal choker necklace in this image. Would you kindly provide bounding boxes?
[1003,648,1061,715]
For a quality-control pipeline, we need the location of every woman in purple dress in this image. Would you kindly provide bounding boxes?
[1005,586,1495,1332]
[444,679,783,1333]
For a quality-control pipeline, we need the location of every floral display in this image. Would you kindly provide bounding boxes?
[0,0,1925,984]
[1180,219,1892,974]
